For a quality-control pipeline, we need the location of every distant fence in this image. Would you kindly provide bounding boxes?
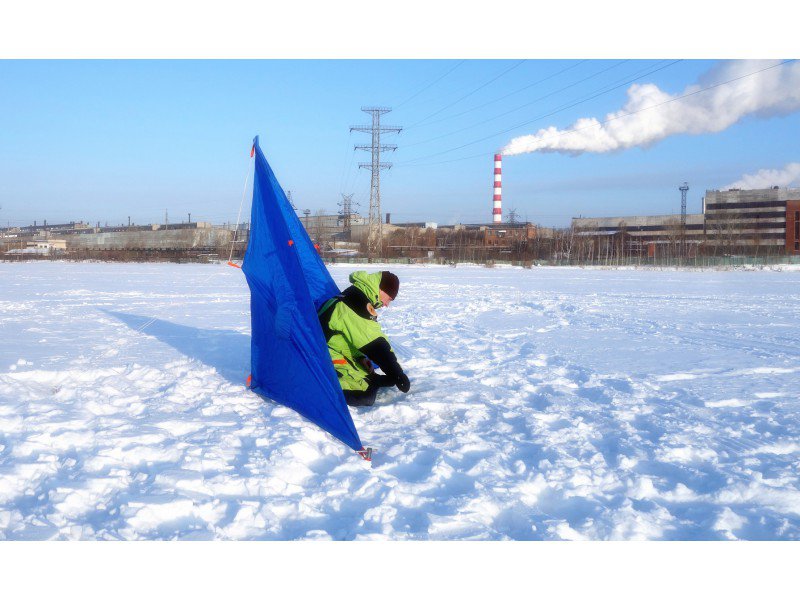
[4,251,799,269]
[539,255,800,268]
[325,255,800,268]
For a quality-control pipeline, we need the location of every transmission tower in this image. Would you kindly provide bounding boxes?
[350,107,402,257]
[679,181,689,257]
[338,193,358,238]
[507,208,518,224]
[286,190,297,211]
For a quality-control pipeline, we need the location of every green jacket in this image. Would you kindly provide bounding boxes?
[317,271,403,392]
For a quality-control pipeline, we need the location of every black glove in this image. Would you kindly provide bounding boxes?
[396,372,410,394]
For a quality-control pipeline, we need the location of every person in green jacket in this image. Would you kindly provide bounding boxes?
[317,270,410,406]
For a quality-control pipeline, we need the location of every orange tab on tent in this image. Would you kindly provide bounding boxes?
[288,240,294,246]
[246,374,252,387]
[227,261,241,269]
[332,359,347,365]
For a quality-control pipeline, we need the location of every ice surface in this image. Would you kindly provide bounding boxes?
[1,261,799,540]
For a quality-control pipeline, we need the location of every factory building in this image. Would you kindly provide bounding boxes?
[2,220,238,261]
[4,239,67,256]
[572,187,800,256]
[703,187,800,254]
[572,214,705,258]
[788,201,800,254]
[301,212,365,245]
[572,214,705,240]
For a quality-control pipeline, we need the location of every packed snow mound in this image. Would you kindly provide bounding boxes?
[1,262,799,540]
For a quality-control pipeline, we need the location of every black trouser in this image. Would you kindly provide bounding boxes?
[344,374,395,407]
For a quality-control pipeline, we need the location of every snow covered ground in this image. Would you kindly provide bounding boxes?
[1,261,799,540]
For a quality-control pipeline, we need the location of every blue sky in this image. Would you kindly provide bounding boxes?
[1,59,798,228]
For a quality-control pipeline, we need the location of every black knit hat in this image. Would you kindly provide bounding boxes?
[379,271,400,300]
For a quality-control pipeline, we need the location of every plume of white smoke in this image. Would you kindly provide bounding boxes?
[502,60,800,156]
[725,162,800,189]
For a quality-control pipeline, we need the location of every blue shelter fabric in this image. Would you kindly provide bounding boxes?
[242,136,362,451]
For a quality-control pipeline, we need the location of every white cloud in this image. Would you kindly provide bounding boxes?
[725,162,800,190]
[502,60,800,157]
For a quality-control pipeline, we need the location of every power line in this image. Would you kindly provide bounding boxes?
[413,59,676,145]
[343,145,369,195]
[405,60,527,129]
[337,130,354,193]
[401,59,636,150]
[406,59,590,131]
[395,60,466,109]
[396,59,794,169]
[349,171,372,212]
[337,62,466,198]
[340,147,358,194]
[397,60,683,166]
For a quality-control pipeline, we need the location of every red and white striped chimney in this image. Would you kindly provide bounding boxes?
[492,153,502,223]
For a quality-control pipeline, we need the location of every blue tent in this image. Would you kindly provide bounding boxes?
[242,136,364,454]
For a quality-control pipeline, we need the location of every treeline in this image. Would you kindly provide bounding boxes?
[357,225,794,266]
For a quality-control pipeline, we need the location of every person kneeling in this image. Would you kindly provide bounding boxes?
[317,271,410,407]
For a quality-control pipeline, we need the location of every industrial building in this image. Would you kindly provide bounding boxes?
[299,212,365,248]
[379,221,545,261]
[572,187,800,257]
[4,239,67,256]
[2,212,536,262]
[2,220,239,261]
[572,213,705,259]
[703,187,800,253]
[5,186,798,264]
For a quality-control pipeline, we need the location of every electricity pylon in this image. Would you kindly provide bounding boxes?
[350,107,401,257]
[338,193,358,238]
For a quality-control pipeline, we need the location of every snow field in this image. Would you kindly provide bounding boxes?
[1,261,799,539]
